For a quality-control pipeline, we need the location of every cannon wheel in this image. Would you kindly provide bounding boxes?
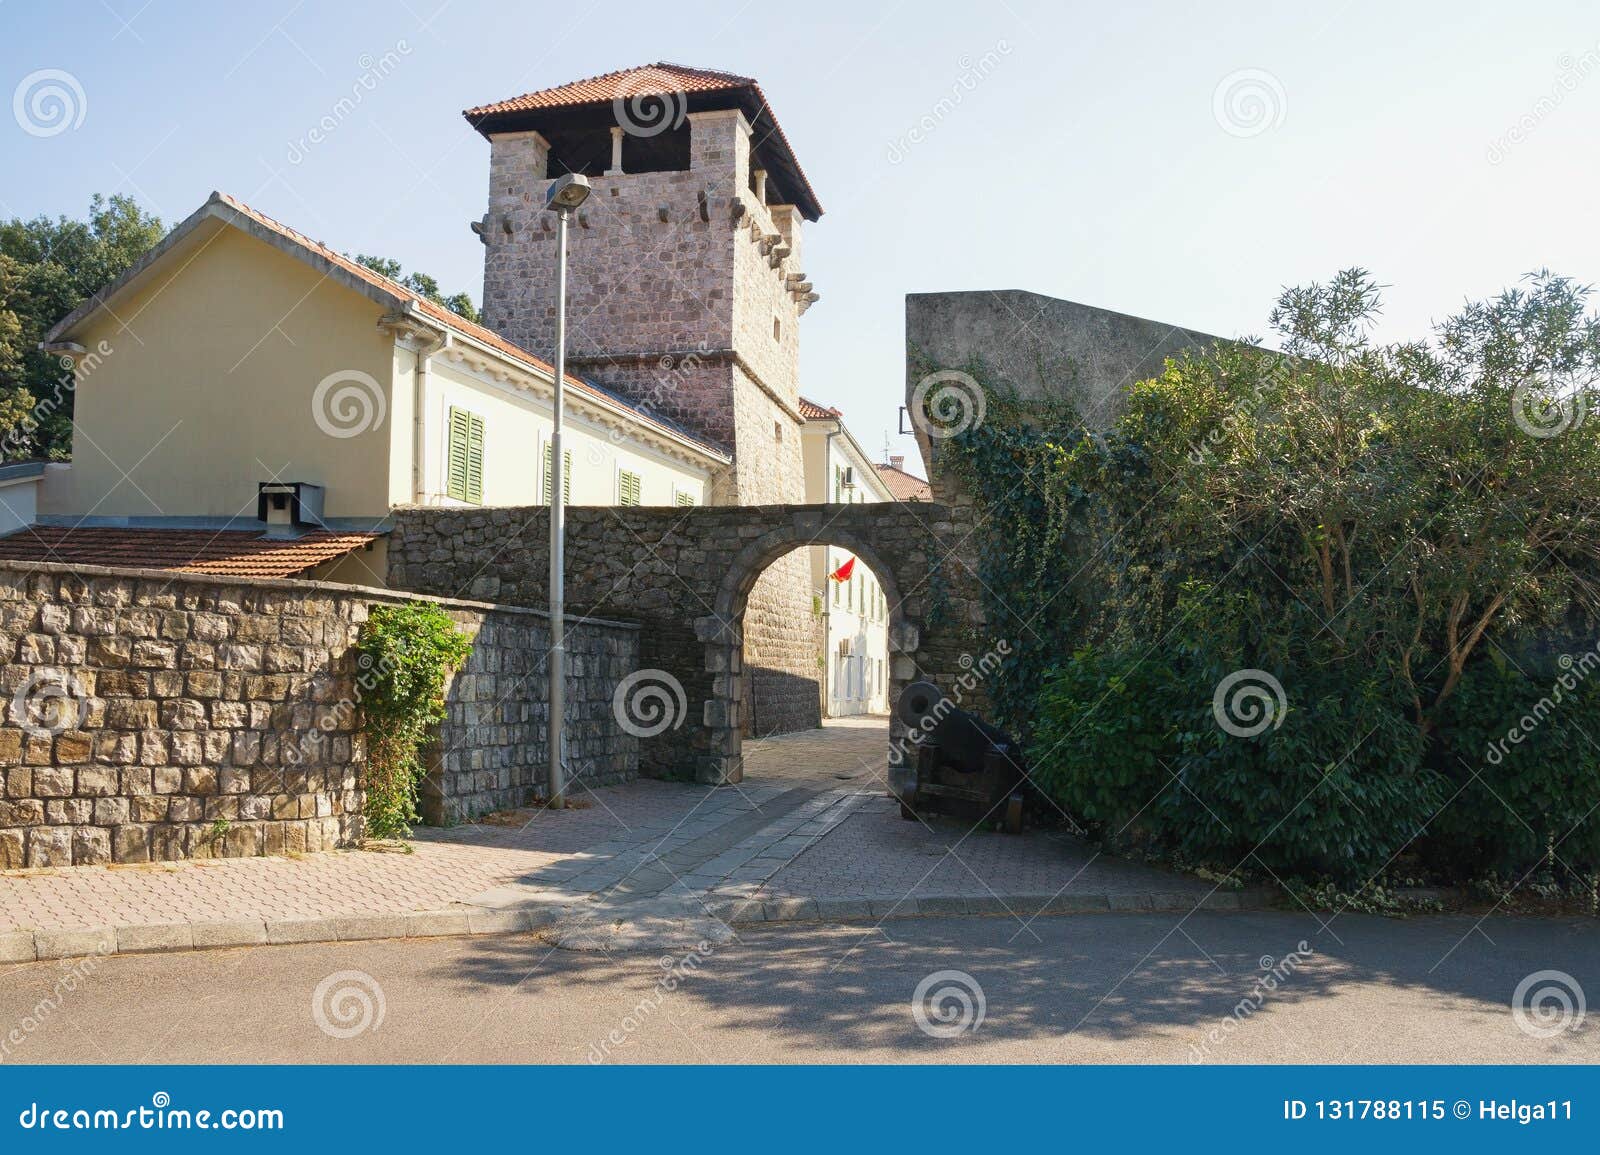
[1003,791,1024,834]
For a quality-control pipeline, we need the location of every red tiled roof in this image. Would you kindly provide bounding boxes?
[798,396,841,421]
[0,527,382,579]
[463,63,823,222]
[464,62,755,117]
[874,463,932,501]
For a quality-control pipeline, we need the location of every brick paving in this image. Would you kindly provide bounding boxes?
[0,716,1217,950]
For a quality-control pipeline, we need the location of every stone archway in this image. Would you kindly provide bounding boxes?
[388,502,982,803]
[697,513,921,788]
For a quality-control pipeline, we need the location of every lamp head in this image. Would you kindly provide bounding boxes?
[545,173,592,212]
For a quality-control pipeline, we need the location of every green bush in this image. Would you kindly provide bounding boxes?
[942,268,1600,888]
[1429,654,1600,879]
[354,602,474,840]
[1034,645,1442,884]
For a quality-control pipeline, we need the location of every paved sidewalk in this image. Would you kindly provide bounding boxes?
[0,718,1237,962]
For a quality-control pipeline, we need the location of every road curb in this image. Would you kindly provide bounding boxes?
[0,885,1285,963]
[708,885,1281,925]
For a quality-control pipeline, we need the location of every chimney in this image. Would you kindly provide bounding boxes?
[889,455,905,471]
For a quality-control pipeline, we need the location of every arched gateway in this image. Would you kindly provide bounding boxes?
[388,503,983,799]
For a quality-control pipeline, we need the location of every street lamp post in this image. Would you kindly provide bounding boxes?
[543,172,591,809]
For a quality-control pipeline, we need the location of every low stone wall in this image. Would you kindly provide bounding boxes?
[420,605,639,826]
[0,561,639,867]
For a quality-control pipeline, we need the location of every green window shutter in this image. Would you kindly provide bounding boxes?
[544,446,573,505]
[447,408,471,502]
[446,408,484,504]
[466,413,484,503]
[619,470,642,506]
[675,490,695,507]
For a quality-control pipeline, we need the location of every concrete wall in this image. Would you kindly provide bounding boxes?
[0,477,39,538]
[904,290,1223,492]
[0,560,639,867]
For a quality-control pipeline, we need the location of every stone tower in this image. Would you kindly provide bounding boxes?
[465,63,827,737]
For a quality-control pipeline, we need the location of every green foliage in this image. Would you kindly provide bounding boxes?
[1429,653,1600,878]
[0,194,165,459]
[354,603,474,840]
[1033,643,1440,884]
[355,254,480,323]
[944,268,1600,886]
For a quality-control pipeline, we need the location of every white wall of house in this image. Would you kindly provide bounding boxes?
[400,352,713,510]
[802,416,895,716]
[0,476,40,537]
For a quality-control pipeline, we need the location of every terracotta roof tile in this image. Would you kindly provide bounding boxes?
[874,463,932,502]
[798,396,841,421]
[463,62,822,222]
[0,527,382,579]
[464,63,755,117]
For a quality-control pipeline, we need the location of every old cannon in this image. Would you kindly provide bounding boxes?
[894,680,1026,833]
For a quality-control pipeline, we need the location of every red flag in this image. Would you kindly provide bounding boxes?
[828,556,856,582]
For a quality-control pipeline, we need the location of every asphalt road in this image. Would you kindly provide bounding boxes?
[0,912,1593,1063]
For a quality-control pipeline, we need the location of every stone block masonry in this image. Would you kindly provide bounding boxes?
[478,108,823,731]
[0,560,639,867]
[388,501,991,792]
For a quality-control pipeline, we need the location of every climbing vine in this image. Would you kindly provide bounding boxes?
[921,355,1094,742]
[354,603,474,840]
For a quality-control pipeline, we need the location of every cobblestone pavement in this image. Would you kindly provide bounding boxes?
[0,717,1220,957]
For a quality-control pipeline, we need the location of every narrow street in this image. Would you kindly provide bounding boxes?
[0,911,1592,1063]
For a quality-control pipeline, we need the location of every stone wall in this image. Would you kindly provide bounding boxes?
[421,604,639,825]
[388,502,990,797]
[0,561,639,867]
[477,110,823,730]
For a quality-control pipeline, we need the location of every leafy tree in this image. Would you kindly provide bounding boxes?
[944,269,1600,884]
[354,254,480,323]
[0,194,165,460]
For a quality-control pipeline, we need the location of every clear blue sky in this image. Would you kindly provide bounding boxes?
[6,0,1600,470]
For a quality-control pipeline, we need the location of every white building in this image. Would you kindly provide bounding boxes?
[800,398,898,716]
